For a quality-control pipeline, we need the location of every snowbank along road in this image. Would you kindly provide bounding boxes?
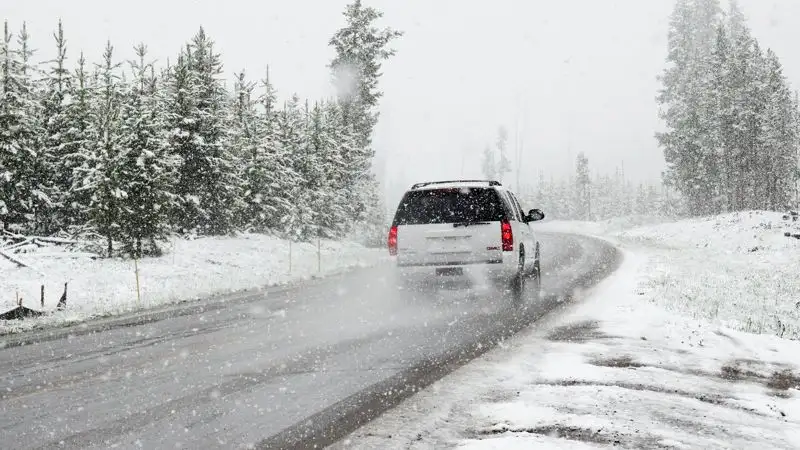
[0,232,621,449]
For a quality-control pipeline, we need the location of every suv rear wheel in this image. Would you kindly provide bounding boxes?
[531,244,542,293]
[510,247,525,299]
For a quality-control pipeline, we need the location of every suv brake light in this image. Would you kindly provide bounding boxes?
[388,225,398,255]
[501,219,513,252]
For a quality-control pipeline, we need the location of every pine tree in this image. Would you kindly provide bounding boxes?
[328,0,402,150]
[117,44,180,257]
[574,152,591,219]
[794,92,800,208]
[558,177,574,219]
[737,38,768,210]
[496,126,511,182]
[229,70,259,229]
[61,51,94,232]
[727,0,748,42]
[41,20,74,233]
[761,50,797,210]
[276,95,314,239]
[481,145,497,180]
[323,99,361,234]
[710,23,736,211]
[656,0,723,215]
[169,29,241,235]
[307,101,340,236]
[658,0,799,215]
[192,29,242,235]
[84,41,125,255]
[259,66,277,122]
[328,1,402,229]
[353,177,386,245]
[17,23,49,233]
[163,49,195,232]
[253,69,299,232]
[0,22,45,232]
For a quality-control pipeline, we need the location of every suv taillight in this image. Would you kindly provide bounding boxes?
[388,225,398,255]
[501,219,513,252]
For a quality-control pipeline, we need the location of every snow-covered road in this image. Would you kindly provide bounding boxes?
[0,232,619,449]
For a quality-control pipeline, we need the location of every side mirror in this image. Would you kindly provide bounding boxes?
[527,209,545,222]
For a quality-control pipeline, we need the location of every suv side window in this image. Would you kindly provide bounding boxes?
[510,192,526,220]
[499,190,521,222]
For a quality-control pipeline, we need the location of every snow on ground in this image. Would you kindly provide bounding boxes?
[617,211,800,340]
[336,249,800,449]
[540,211,800,340]
[336,212,800,449]
[0,234,384,335]
[535,214,678,237]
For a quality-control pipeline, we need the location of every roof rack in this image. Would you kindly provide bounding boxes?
[410,180,502,189]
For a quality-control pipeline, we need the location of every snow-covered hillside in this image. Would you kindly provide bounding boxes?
[0,235,384,335]
[538,211,800,340]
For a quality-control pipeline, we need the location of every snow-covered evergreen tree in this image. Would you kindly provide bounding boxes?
[496,126,511,183]
[0,14,407,246]
[163,49,194,232]
[726,0,748,42]
[794,92,800,208]
[0,22,45,232]
[83,42,125,255]
[60,51,94,232]
[761,49,797,211]
[16,23,49,233]
[169,29,241,236]
[307,101,344,237]
[116,44,180,257]
[657,0,799,215]
[481,145,497,180]
[657,0,723,215]
[323,99,364,236]
[742,40,768,210]
[252,69,299,233]
[275,95,314,240]
[329,0,402,232]
[228,70,259,229]
[40,20,74,233]
[527,163,670,221]
[710,22,736,211]
[329,0,402,151]
[574,152,591,219]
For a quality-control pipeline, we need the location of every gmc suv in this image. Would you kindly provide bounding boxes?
[388,180,544,294]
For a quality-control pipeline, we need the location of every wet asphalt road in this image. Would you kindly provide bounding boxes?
[0,232,620,449]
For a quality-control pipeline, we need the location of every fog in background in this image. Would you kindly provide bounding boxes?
[6,0,800,209]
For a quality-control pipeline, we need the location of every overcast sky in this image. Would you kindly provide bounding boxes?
[6,0,800,205]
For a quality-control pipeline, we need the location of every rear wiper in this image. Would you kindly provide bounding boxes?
[453,221,491,228]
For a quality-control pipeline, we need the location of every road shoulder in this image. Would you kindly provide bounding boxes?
[1,234,383,336]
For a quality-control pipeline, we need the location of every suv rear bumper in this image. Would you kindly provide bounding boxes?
[393,252,518,281]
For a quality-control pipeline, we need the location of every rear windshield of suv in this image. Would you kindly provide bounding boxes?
[393,187,507,225]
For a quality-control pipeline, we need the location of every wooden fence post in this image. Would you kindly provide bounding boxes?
[134,259,142,308]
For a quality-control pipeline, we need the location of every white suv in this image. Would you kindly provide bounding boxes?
[387,180,544,292]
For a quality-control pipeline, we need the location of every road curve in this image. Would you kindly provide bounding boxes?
[0,232,621,450]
